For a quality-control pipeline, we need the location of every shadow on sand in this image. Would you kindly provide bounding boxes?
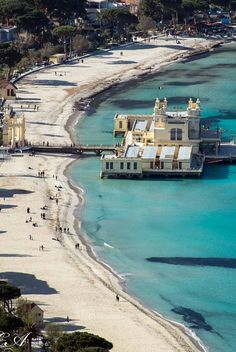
[33,79,78,87]
[0,189,34,198]
[1,272,58,295]
[45,317,85,332]
[0,254,33,257]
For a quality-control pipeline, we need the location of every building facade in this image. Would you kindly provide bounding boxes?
[101,98,220,178]
[2,111,25,148]
[0,80,17,100]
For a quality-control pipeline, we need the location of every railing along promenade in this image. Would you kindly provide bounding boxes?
[29,144,117,156]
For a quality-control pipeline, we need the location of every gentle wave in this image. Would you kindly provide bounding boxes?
[153,310,208,352]
[104,242,114,249]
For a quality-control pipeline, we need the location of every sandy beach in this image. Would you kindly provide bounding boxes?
[0,37,218,351]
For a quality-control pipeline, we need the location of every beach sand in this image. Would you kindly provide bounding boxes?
[0,37,216,351]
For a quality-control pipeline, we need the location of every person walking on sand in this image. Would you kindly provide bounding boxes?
[116,294,119,302]
[66,316,69,322]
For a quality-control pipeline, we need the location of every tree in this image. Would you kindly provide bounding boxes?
[137,16,157,34]
[17,299,43,352]
[0,281,21,313]
[16,10,49,36]
[44,323,63,352]
[73,35,93,54]
[0,0,33,26]
[99,9,138,42]
[56,332,113,352]
[0,309,24,334]
[140,0,164,22]
[160,0,182,24]
[53,25,77,55]
[38,0,86,24]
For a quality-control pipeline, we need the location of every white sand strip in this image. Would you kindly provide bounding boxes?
[0,38,217,351]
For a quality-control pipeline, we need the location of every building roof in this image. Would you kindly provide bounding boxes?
[50,54,65,58]
[133,120,148,131]
[160,146,175,159]
[22,302,43,313]
[0,80,17,89]
[125,145,139,158]
[178,146,192,160]
[142,146,157,159]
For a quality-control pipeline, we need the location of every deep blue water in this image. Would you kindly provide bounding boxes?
[70,43,236,352]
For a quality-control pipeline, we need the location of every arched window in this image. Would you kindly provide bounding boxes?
[170,128,182,141]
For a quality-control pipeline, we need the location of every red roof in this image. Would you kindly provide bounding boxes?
[0,80,17,89]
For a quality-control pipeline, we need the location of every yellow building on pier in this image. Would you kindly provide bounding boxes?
[101,98,220,178]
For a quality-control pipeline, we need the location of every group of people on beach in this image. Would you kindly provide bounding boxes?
[38,171,45,177]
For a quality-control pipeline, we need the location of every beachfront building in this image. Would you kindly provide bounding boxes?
[20,302,44,328]
[2,111,26,148]
[49,54,66,64]
[0,80,17,100]
[86,0,126,23]
[101,98,220,178]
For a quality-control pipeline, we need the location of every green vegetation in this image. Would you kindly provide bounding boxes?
[56,331,113,352]
[0,281,21,312]
[0,282,113,352]
[0,0,235,78]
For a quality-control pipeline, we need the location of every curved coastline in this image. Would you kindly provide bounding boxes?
[62,40,224,352]
[1,37,224,352]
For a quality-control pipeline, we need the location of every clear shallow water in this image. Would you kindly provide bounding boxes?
[70,43,236,352]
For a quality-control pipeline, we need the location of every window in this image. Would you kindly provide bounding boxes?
[150,162,153,169]
[11,89,14,96]
[7,89,10,96]
[120,162,124,170]
[127,162,130,170]
[170,128,182,141]
[110,162,113,169]
[119,121,123,129]
[170,128,176,140]
[106,162,109,169]
[134,162,137,170]
[177,128,182,140]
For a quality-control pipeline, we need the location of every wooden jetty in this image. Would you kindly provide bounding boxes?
[29,144,117,156]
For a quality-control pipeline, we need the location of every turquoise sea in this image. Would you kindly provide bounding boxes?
[70,43,236,352]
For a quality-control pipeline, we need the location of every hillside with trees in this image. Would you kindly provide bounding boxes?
[0,0,235,78]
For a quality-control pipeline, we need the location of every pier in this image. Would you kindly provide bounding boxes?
[29,144,117,156]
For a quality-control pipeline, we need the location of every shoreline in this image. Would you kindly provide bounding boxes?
[62,39,222,351]
[1,38,221,352]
